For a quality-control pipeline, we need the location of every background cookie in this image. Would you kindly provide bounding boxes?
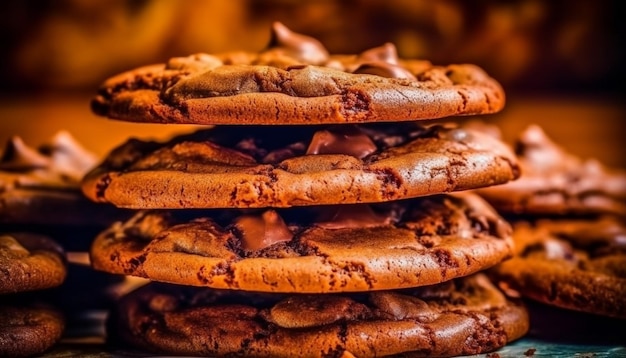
[476,124,626,216]
[0,131,127,227]
[90,193,513,293]
[108,273,528,357]
[91,22,505,125]
[0,232,67,294]
[82,123,519,209]
[489,217,626,319]
[0,301,65,357]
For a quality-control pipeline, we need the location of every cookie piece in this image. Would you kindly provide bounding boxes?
[91,22,505,125]
[476,124,626,216]
[490,216,626,319]
[108,273,527,357]
[90,192,513,293]
[0,232,67,294]
[0,131,125,226]
[0,301,65,357]
[82,123,519,209]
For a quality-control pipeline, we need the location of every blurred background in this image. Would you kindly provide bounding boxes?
[0,0,624,166]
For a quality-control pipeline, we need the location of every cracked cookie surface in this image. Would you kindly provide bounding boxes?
[91,22,505,125]
[489,216,626,319]
[90,193,513,293]
[108,273,528,357]
[82,123,519,209]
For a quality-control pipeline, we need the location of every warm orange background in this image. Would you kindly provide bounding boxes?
[0,0,624,167]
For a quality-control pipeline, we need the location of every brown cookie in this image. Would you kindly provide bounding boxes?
[0,232,67,294]
[0,301,65,357]
[108,273,528,357]
[0,131,126,226]
[489,216,626,319]
[476,124,626,216]
[90,192,513,293]
[91,22,505,125]
[82,123,519,209]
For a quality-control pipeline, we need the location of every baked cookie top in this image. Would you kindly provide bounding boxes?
[108,273,527,357]
[90,192,513,293]
[490,216,626,319]
[0,302,65,357]
[0,132,123,226]
[476,124,626,216]
[82,122,519,209]
[0,233,66,294]
[91,22,505,125]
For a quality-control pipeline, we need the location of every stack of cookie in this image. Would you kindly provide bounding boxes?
[476,125,626,321]
[0,132,123,356]
[83,23,529,357]
[0,232,66,357]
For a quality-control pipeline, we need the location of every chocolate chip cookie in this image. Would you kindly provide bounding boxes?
[91,22,505,125]
[490,216,626,319]
[82,123,519,209]
[0,232,66,294]
[476,124,626,216]
[90,192,513,293]
[108,273,528,357]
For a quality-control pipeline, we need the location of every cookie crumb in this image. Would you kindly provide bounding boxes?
[524,348,536,356]
[486,353,501,358]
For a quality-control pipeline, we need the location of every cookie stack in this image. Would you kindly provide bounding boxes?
[0,232,66,357]
[477,125,626,320]
[83,23,529,357]
[0,133,121,356]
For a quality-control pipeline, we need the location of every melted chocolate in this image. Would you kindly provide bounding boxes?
[0,137,50,171]
[357,43,399,65]
[265,22,329,65]
[314,204,392,229]
[0,132,97,186]
[306,127,377,159]
[353,62,417,80]
[234,210,293,251]
[516,124,573,172]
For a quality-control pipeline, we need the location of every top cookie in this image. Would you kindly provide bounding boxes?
[91,22,505,125]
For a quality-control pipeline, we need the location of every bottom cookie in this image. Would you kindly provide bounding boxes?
[108,273,528,357]
[0,301,65,357]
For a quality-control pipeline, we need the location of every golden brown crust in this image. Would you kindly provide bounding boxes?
[82,123,519,209]
[0,233,67,294]
[108,274,528,357]
[91,24,505,125]
[90,193,514,293]
[0,303,65,357]
[490,217,626,319]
